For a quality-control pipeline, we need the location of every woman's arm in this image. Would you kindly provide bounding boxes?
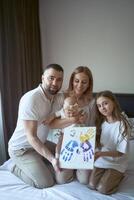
[49,116,79,129]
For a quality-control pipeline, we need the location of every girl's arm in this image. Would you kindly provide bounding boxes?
[95,150,124,160]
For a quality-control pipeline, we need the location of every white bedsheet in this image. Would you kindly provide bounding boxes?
[0,160,134,200]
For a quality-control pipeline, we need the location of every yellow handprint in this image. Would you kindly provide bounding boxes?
[80,128,95,142]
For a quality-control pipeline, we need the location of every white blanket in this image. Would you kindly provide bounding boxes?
[0,160,134,200]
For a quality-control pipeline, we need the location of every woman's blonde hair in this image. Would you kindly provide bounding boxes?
[67,66,93,101]
[95,90,130,147]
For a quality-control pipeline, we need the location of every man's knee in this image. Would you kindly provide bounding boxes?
[34,177,55,189]
[12,164,55,189]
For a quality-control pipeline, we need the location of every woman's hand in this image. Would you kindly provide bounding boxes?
[78,112,87,124]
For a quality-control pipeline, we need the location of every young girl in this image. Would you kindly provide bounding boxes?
[88,90,130,194]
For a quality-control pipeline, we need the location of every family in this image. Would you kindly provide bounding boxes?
[8,64,130,195]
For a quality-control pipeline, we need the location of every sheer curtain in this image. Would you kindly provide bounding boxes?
[0,0,42,161]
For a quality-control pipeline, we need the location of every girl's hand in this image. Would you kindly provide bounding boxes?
[95,151,102,160]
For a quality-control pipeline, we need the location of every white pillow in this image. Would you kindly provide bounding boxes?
[122,114,134,139]
[127,139,134,171]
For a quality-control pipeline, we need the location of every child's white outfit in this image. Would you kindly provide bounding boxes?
[88,120,129,194]
[94,121,128,173]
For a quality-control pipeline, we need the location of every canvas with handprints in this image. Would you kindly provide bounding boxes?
[59,127,96,169]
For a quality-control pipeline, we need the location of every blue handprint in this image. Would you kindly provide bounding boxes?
[60,140,78,161]
[80,140,94,162]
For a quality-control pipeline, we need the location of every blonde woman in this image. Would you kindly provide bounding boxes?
[50,66,96,184]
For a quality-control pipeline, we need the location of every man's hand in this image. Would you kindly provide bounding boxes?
[42,114,56,125]
[51,158,61,172]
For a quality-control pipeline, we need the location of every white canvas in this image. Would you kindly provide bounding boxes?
[59,127,96,169]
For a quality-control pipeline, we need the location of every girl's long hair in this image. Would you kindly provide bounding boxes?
[95,90,130,147]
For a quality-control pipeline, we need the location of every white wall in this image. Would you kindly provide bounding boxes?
[39,0,134,93]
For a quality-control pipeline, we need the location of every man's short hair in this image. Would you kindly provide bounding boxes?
[44,64,63,73]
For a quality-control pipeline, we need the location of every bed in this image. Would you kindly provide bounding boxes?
[0,93,134,200]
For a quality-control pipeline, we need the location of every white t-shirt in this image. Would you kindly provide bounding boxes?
[8,85,64,150]
[94,121,129,173]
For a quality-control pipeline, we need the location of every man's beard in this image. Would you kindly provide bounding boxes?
[46,85,61,95]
